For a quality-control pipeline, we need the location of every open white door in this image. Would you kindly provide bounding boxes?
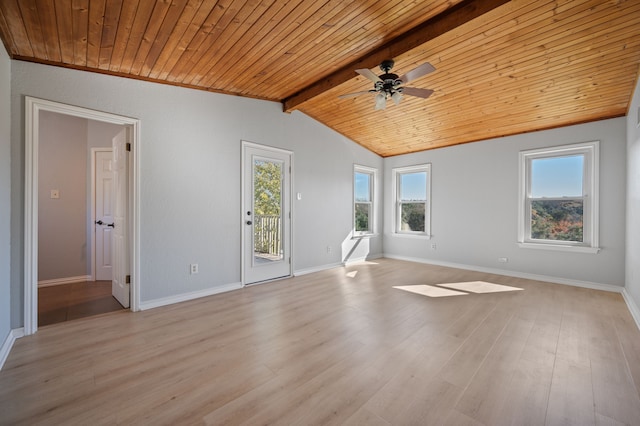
[94,149,114,281]
[112,128,130,307]
[243,143,292,284]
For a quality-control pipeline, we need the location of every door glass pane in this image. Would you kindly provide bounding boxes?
[253,159,283,264]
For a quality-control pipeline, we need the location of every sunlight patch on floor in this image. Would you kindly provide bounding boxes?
[437,281,523,294]
[346,271,358,278]
[393,285,468,298]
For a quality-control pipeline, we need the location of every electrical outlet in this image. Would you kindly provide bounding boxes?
[431,243,437,250]
[498,257,508,263]
[190,263,199,274]
[326,246,332,254]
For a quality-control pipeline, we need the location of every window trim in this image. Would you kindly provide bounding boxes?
[353,164,377,237]
[518,141,600,253]
[392,163,432,238]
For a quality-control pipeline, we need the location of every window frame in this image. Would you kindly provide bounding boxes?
[353,164,377,237]
[392,163,432,238]
[518,141,600,253]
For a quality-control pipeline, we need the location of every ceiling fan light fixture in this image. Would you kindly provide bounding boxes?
[375,92,387,110]
[391,91,403,105]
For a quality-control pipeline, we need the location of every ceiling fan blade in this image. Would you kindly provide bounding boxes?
[356,68,382,83]
[402,87,434,99]
[338,91,374,99]
[400,62,435,84]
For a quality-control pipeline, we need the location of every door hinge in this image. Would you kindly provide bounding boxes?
[126,275,131,284]
[126,142,131,152]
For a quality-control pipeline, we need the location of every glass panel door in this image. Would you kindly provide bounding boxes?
[253,158,284,264]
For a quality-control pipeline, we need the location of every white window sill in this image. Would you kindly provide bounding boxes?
[518,242,600,254]
[390,232,432,240]
[352,233,379,239]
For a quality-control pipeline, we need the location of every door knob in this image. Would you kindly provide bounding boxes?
[107,223,115,228]
[246,220,252,225]
[95,220,104,225]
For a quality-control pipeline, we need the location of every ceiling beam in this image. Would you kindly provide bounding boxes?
[282,0,511,112]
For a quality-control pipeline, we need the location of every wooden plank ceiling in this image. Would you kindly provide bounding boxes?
[1,0,639,157]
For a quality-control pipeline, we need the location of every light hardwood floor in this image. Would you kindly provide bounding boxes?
[1,259,640,425]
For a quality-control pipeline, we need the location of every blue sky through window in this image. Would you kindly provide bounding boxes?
[355,172,371,202]
[531,155,583,198]
[400,172,427,200]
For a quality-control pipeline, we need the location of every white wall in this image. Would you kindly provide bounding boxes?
[384,118,627,287]
[626,77,640,310]
[0,41,12,349]
[38,111,89,281]
[10,61,383,325]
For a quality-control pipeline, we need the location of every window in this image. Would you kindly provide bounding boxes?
[518,141,599,253]
[354,165,376,236]
[393,164,431,236]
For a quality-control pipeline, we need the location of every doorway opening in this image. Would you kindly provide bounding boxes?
[24,97,140,335]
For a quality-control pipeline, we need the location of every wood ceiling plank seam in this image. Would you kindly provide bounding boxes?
[86,0,106,68]
[108,0,141,72]
[423,35,640,101]
[165,0,242,83]
[283,0,512,112]
[0,0,34,57]
[183,0,275,87]
[197,0,318,91]
[153,0,216,80]
[118,0,156,74]
[17,0,48,59]
[197,0,308,90]
[98,0,124,71]
[421,38,640,100]
[0,8,18,55]
[128,0,173,75]
[71,0,89,66]
[199,0,352,93]
[36,0,63,63]
[189,0,287,88]
[201,0,317,90]
[232,0,371,96]
[145,0,207,79]
[56,0,75,64]
[140,0,191,77]
[242,0,423,98]
[175,0,254,85]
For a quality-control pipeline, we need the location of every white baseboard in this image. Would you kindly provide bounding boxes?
[382,254,624,294]
[139,282,243,311]
[0,328,24,371]
[622,289,640,331]
[38,275,92,287]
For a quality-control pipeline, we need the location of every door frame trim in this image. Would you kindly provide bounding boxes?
[90,147,113,282]
[241,141,293,286]
[24,97,141,335]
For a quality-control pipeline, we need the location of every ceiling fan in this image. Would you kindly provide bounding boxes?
[339,59,435,110]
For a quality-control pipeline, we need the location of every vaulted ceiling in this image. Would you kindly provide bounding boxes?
[1,0,639,157]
